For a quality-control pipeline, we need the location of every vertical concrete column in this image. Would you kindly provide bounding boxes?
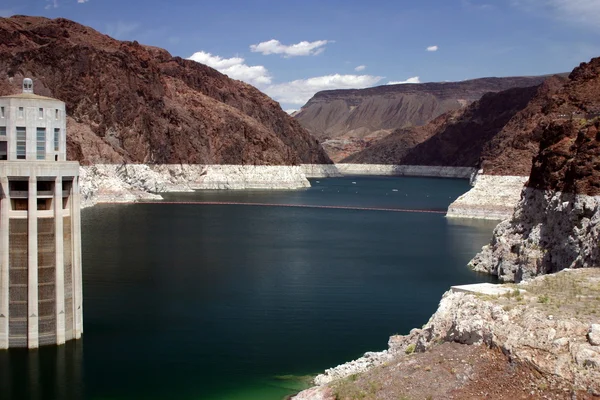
[28,176,38,348]
[0,177,9,349]
[54,176,65,345]
[72,176,83,338]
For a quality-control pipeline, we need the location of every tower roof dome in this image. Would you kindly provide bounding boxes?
[23,78,33,94]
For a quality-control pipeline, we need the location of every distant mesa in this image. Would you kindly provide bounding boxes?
[294,75,562,162]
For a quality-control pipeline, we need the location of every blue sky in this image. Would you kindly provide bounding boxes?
[1,0,599,112]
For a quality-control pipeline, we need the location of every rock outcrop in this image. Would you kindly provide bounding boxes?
[469,57,600,281]
[0,16,331,167]
[415,270,600,394]
[295,269,600,399]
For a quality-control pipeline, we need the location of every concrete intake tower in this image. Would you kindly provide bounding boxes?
[0,78,82,348]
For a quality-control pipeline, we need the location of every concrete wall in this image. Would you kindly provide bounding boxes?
[0,162,82,349]
[0,95,67,162]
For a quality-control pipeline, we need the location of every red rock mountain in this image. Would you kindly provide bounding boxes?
[295,77,554,141]
[294,76,554,161]
[343,74,572,177]
[0,16,331,166]
[527,57,600,195]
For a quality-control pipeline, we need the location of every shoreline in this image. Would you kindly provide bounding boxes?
[80,163,481,208]
[79,164,526,223]
[292,269,600,399]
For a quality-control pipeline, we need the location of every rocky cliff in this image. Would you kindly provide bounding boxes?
[0,16,331,166]
[470,57,600,281]
[295,75,553,161]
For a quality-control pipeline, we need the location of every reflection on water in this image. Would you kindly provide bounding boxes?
[0,340,83,400]
[445,217,500,270]
[0,176,500,400]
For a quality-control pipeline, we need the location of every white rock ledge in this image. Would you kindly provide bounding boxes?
[80,164,311,208]
[334,164,476,178]
[301,164,342,178]
[446,174,528,220]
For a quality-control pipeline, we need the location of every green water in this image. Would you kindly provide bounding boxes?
[0,176,498,399]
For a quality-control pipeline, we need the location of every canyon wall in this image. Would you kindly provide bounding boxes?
[0,16,331,167]
[469,56,600,281]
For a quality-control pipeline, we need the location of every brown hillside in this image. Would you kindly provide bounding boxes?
[0,16,331,166]
[528,57,600,195]
[295,76,554,143]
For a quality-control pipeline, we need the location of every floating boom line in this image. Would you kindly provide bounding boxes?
[135,201,447,215]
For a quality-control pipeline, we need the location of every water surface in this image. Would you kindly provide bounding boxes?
[0,176,498,400]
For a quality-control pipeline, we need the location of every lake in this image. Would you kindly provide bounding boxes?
[0,176,498,400]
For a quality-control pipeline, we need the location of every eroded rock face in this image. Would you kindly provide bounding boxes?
[416,284,600,394]
[295,270,600,399]
[469,57,600,280]
[0,16,331,166]
[469,188,600,281]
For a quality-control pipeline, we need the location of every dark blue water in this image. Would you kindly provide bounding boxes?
[0,176,498,400]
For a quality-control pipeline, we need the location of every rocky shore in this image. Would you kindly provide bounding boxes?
[80,163,486,208]
[293,269,600,399]
[79,164,311,208]
[333,164,475,178]
[446,173,528,220]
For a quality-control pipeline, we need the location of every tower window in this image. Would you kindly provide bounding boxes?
[0,142,6,160]
[54,128,60,151]
[38,108,44,119]
[18,107,24,118]
[0,126,5,136]
[55,109,59,120]
[16,127,26,159]
[0,107,4,118]
[37,127,46,160]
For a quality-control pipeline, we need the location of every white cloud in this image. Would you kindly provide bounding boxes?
[387,77,421,85]
[250,39,330,57]
[188,51,272,86]
[512,0,600,29]
[77,0,89,3]
[461,0,495,10]
[264,74,383,105]
[45,0,58,9]
[105,21,140,40]
[426,45,439,52]
[354,65,366,72]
